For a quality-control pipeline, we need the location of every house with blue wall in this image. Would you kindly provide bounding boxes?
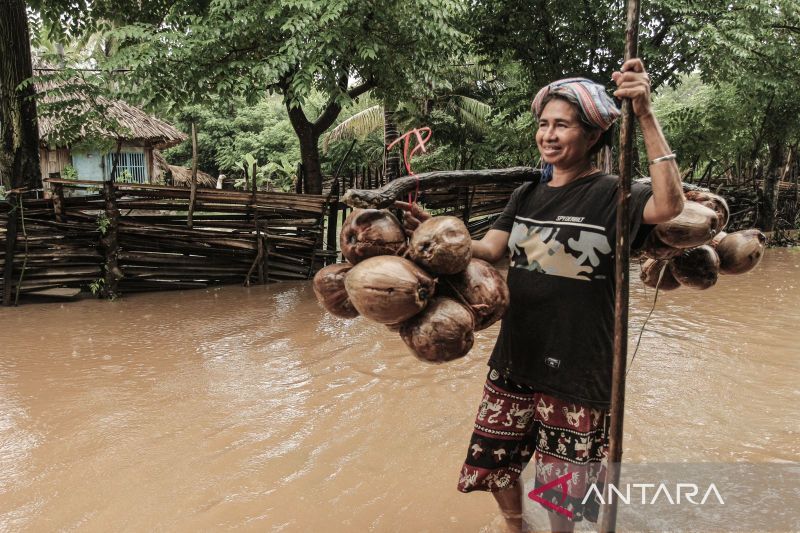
[37,95,187,190]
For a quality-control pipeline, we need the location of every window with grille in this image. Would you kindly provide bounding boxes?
[105,152,148,183]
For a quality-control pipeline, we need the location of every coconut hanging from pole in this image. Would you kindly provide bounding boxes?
[339,209,406,264]
[312,263,359,318]
[344,255,435,324]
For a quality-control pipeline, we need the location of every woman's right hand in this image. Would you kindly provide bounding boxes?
[394,201,432,238]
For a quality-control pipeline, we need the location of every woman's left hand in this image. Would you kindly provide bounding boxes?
[611,58,652,118]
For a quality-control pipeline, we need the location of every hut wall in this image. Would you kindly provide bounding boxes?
[39,147,71,182]
[71,149,105,182]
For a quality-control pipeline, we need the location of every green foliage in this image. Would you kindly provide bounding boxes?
[96,212,110,235]
[60,164,78,179]
[89,278,104,296]
[163,95,304,185]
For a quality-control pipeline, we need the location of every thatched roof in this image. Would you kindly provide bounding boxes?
[153,150,217,188]
[34,64,187,149]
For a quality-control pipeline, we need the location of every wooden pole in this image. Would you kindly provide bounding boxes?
[188,122,198,229]
[600,0,641,531]
[52,182,65,222]
[101,180,122,298]
[326,178,340,256]
[2,194,18,305]
[296,163,303,194]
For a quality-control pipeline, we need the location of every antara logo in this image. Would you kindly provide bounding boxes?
[584,482,725,505]
[528,473,725,518]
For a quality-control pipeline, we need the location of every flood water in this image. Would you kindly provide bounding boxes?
[1,249,798,532]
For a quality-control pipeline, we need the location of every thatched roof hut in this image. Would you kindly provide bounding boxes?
[33,65,188,187]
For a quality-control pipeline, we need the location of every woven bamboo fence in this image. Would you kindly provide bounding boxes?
[0,179,335,301]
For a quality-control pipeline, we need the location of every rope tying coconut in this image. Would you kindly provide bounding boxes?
[627,261,667,375]
[386,126,432,204]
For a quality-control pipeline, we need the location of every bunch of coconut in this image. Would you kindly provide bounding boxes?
[639,191,767,291]
[312,208,509,363]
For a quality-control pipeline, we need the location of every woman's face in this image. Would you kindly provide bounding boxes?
[536,98,601,169]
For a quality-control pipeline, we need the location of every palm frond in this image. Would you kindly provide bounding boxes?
[323,104,384,152]
[449,95,492,135]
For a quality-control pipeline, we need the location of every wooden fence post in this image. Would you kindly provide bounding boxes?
[187,122,198,229]
[462,185,476,223]
[2,193,19,305]
[256,234,265,285]
[326,178,340,257]
[263,234,270,282]
[296,163,304,194]
[101,180,123,299]
[52,182,66,222]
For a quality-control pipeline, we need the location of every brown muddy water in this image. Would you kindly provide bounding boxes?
[1,249,798,532]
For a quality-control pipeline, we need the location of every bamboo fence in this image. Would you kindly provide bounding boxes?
[0,179,335,300]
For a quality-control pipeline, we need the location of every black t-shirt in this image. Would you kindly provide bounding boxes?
[489,173,653,408]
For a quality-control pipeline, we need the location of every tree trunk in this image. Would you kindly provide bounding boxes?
[383,105,400,182]
[298,129,323,195]
[0,0,41,190]
[286,103,324,195]
[758,141,785,231]
[283,77,373,196]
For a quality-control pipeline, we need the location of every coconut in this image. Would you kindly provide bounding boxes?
[312,263,359,318]
[685,190,730,230]
[409,216,472,274]
[339,209,406,264]
[639,259,681,291]
[399,297,475,363]
[642,231,681,260]
[654,201,719,249]
[669,245,720,290]
[440,258,509,330]
[715,229,766,275]
[344,255,435,324]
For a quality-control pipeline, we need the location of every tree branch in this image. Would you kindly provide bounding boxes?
[312,79,374,134]
[347,79,374,100]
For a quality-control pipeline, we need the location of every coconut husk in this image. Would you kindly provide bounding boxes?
[716,229,766,275]
[344,255,435,324]
[339,208,406,264]
[669,245,720,290]
[409,216,472,274]
[685,190,730,230]
[654,201,719,249]
[640,259,681,291]
[642,231,681,260]
[312,263,359,318]
[440,258,509,330]
[399,297,475,363]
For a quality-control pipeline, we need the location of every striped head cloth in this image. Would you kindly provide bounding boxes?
[531,77,620,131]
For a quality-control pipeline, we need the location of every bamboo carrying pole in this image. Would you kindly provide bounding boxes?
[600,0,641,530]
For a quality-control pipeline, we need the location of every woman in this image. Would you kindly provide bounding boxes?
[399,59,683,532]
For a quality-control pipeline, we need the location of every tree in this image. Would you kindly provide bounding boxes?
[694,0,800,230]
[1,0,42,191]
[90,0,467,194]
[468,0,724,93]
